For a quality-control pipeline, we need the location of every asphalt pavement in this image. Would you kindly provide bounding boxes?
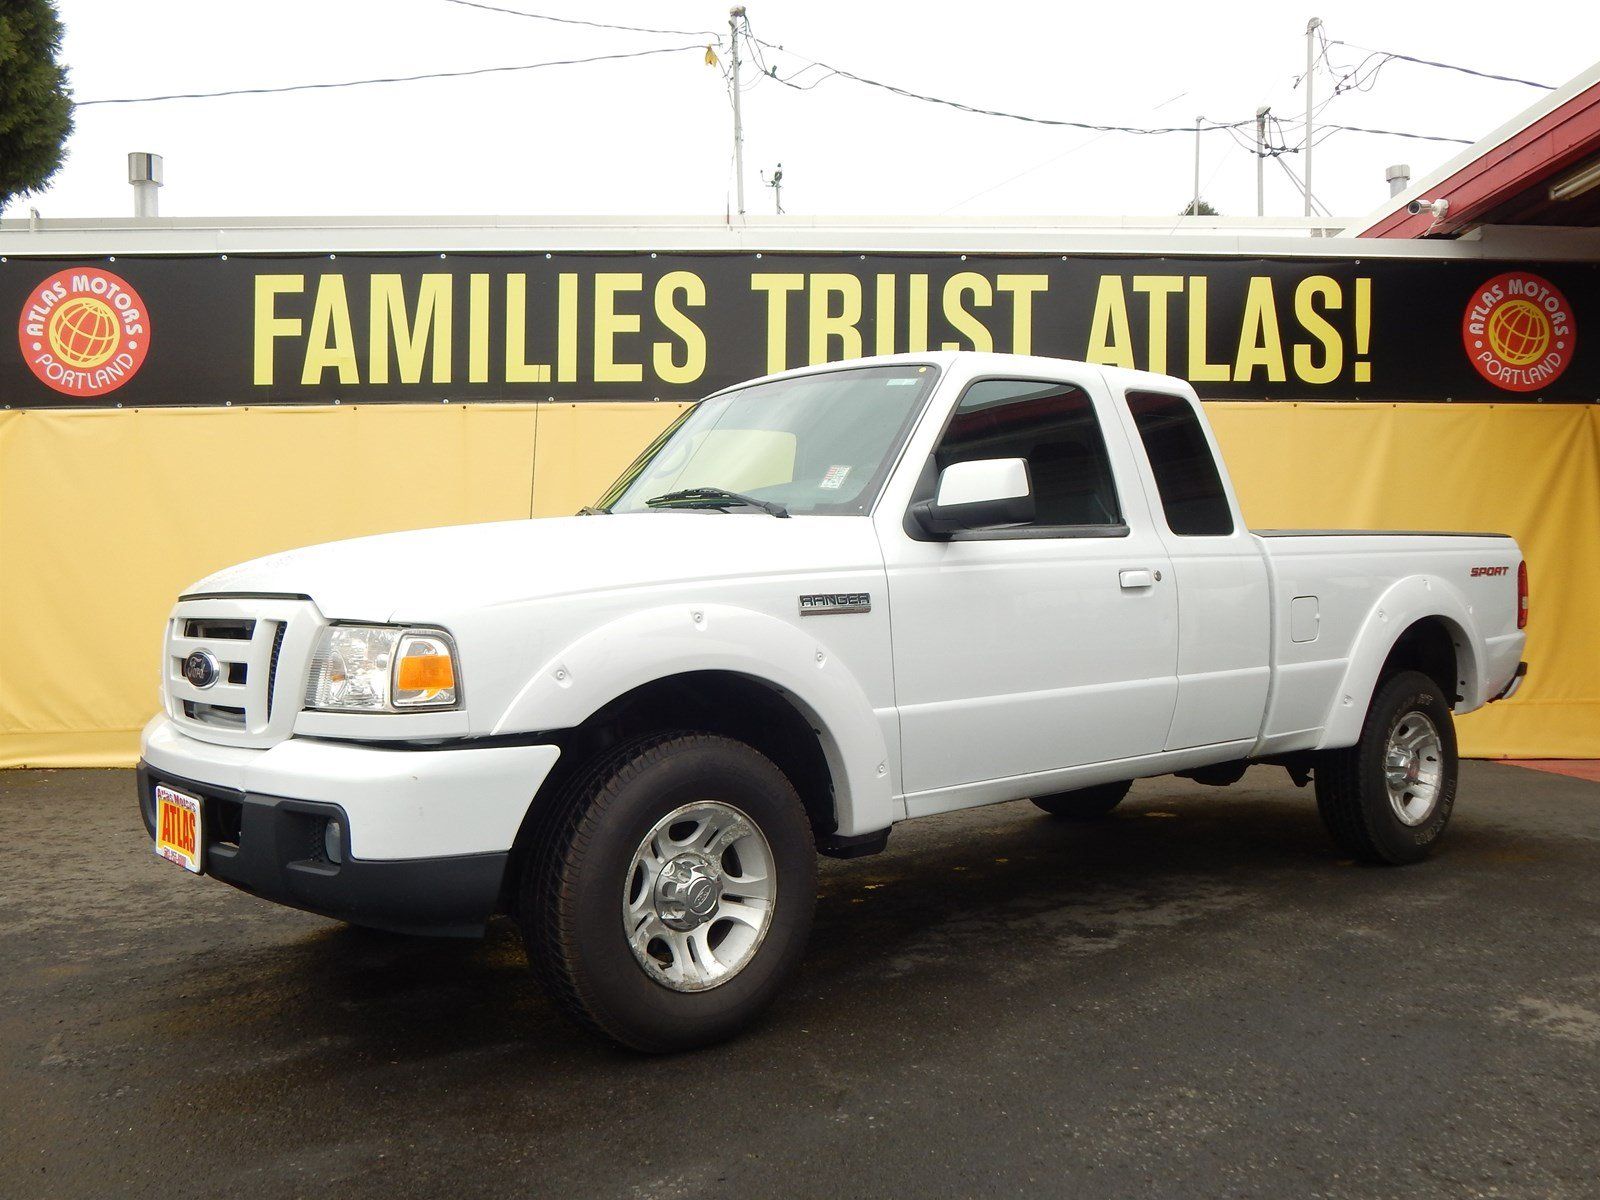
[2,762,1597,1199]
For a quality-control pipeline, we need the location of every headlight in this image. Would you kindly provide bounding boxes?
[304,625,460,713]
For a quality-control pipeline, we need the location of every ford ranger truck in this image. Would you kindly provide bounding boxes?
[139,352,1528,1052]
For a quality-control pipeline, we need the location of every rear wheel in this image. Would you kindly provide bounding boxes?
[518,732,817,1052]
[1315,670,1459,865]
[1030,780,1132,820]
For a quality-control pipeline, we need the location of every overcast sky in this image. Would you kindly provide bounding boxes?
[22,0,1600,223]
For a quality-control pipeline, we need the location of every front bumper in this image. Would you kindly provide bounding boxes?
[138,715,562,937]
[138,764,507,936]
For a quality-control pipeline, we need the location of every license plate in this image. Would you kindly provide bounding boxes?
[154,784,204,874]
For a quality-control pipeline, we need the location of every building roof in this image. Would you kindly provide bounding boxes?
[0,212,1345,256]
[4,212,1598,261]
[1353,60,1600,238]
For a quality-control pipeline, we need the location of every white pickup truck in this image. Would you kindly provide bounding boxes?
[140,352,1528,1051]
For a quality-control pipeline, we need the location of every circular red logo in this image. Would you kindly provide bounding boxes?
[1462,271,1574,393]
[16,266,152,398]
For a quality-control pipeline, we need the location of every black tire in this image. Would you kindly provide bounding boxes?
[518,732,817,1053]
[1030,779,1132,820]
[1315,669,1459,865]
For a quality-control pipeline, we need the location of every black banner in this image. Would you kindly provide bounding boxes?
[3,251,1595,407]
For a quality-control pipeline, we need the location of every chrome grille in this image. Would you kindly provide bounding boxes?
[164,596,322,747]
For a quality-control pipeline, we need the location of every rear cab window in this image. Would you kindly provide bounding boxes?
[1123,390,1234,537]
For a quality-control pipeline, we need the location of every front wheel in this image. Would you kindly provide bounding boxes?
[518,732,817,1052]
[1315,670,1459,865]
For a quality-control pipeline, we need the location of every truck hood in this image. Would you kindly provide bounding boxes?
[185,513,886,622]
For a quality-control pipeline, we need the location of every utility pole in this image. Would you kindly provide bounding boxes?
[1304,17,1321,217]
[1192,116,1201,215]
[730,6,747,217]
[1256,106,1269,217]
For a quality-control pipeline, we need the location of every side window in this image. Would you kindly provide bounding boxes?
[935,379,1122,529]
[1124,390,1234,536]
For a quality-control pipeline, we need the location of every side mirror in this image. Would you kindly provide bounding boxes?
[911,458,1035,535]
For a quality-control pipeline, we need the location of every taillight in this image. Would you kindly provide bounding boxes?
[1517,561,1529,630]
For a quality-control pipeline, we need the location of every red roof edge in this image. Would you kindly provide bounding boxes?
[1360,80,1600,238]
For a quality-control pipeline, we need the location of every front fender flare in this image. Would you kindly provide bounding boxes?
[492,603,896,837]
[1316,575,1483,750]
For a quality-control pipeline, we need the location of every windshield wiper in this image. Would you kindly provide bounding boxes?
[644,487,790,517]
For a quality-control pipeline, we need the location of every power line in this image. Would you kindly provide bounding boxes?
[1239,44,1472,156]
[1242,117,1471,155]
[745,33,1259,135]
[744,28,1475,148]
[1320,122,1475,146]
[72,13,1486,160]
[76,43,705,105]
[436,0,721,41]
[1319,36,1396,101]
[1330,40,1554,90]
[946,86,1203,213]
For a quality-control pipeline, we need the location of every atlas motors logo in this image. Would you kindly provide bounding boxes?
[17,266,151,397]
[1462,271,1574,393]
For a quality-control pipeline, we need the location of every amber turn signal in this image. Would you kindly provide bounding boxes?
[396,653,455,692]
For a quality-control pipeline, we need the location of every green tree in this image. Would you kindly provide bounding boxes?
[1181,199,1219,216]
[0,0,73,212]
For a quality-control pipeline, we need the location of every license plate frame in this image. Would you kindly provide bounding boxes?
[154,783,204,874]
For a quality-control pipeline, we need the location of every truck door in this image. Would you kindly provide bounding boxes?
[1113,388,1270,750]
[881,372,1180,803]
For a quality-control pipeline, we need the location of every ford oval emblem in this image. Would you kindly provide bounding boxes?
[183,649,220,690]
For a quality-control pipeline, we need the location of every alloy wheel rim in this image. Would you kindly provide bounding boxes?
[1383,710,1444,826]
[622,801,776,992]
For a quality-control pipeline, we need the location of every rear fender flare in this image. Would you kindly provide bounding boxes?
[1316,575,1482,750]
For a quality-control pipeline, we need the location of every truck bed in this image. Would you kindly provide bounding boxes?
[1250,529,1524,756]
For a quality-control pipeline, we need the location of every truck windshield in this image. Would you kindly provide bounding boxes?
[598,364,939,517]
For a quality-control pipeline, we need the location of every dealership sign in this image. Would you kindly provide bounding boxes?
[16,266,151,398]
[1461,271,1574,393]
[2,252,1594,407]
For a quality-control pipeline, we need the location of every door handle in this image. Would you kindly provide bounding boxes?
[1119,569,1156,589]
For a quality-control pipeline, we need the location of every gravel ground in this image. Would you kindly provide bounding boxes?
[2,762,1597,1199]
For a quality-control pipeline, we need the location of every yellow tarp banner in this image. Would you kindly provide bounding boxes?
[1207,402,1600,759]
[0,401,1594,766]
[0,403,686,767]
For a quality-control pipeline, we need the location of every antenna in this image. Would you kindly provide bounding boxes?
[760,162,784,214]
